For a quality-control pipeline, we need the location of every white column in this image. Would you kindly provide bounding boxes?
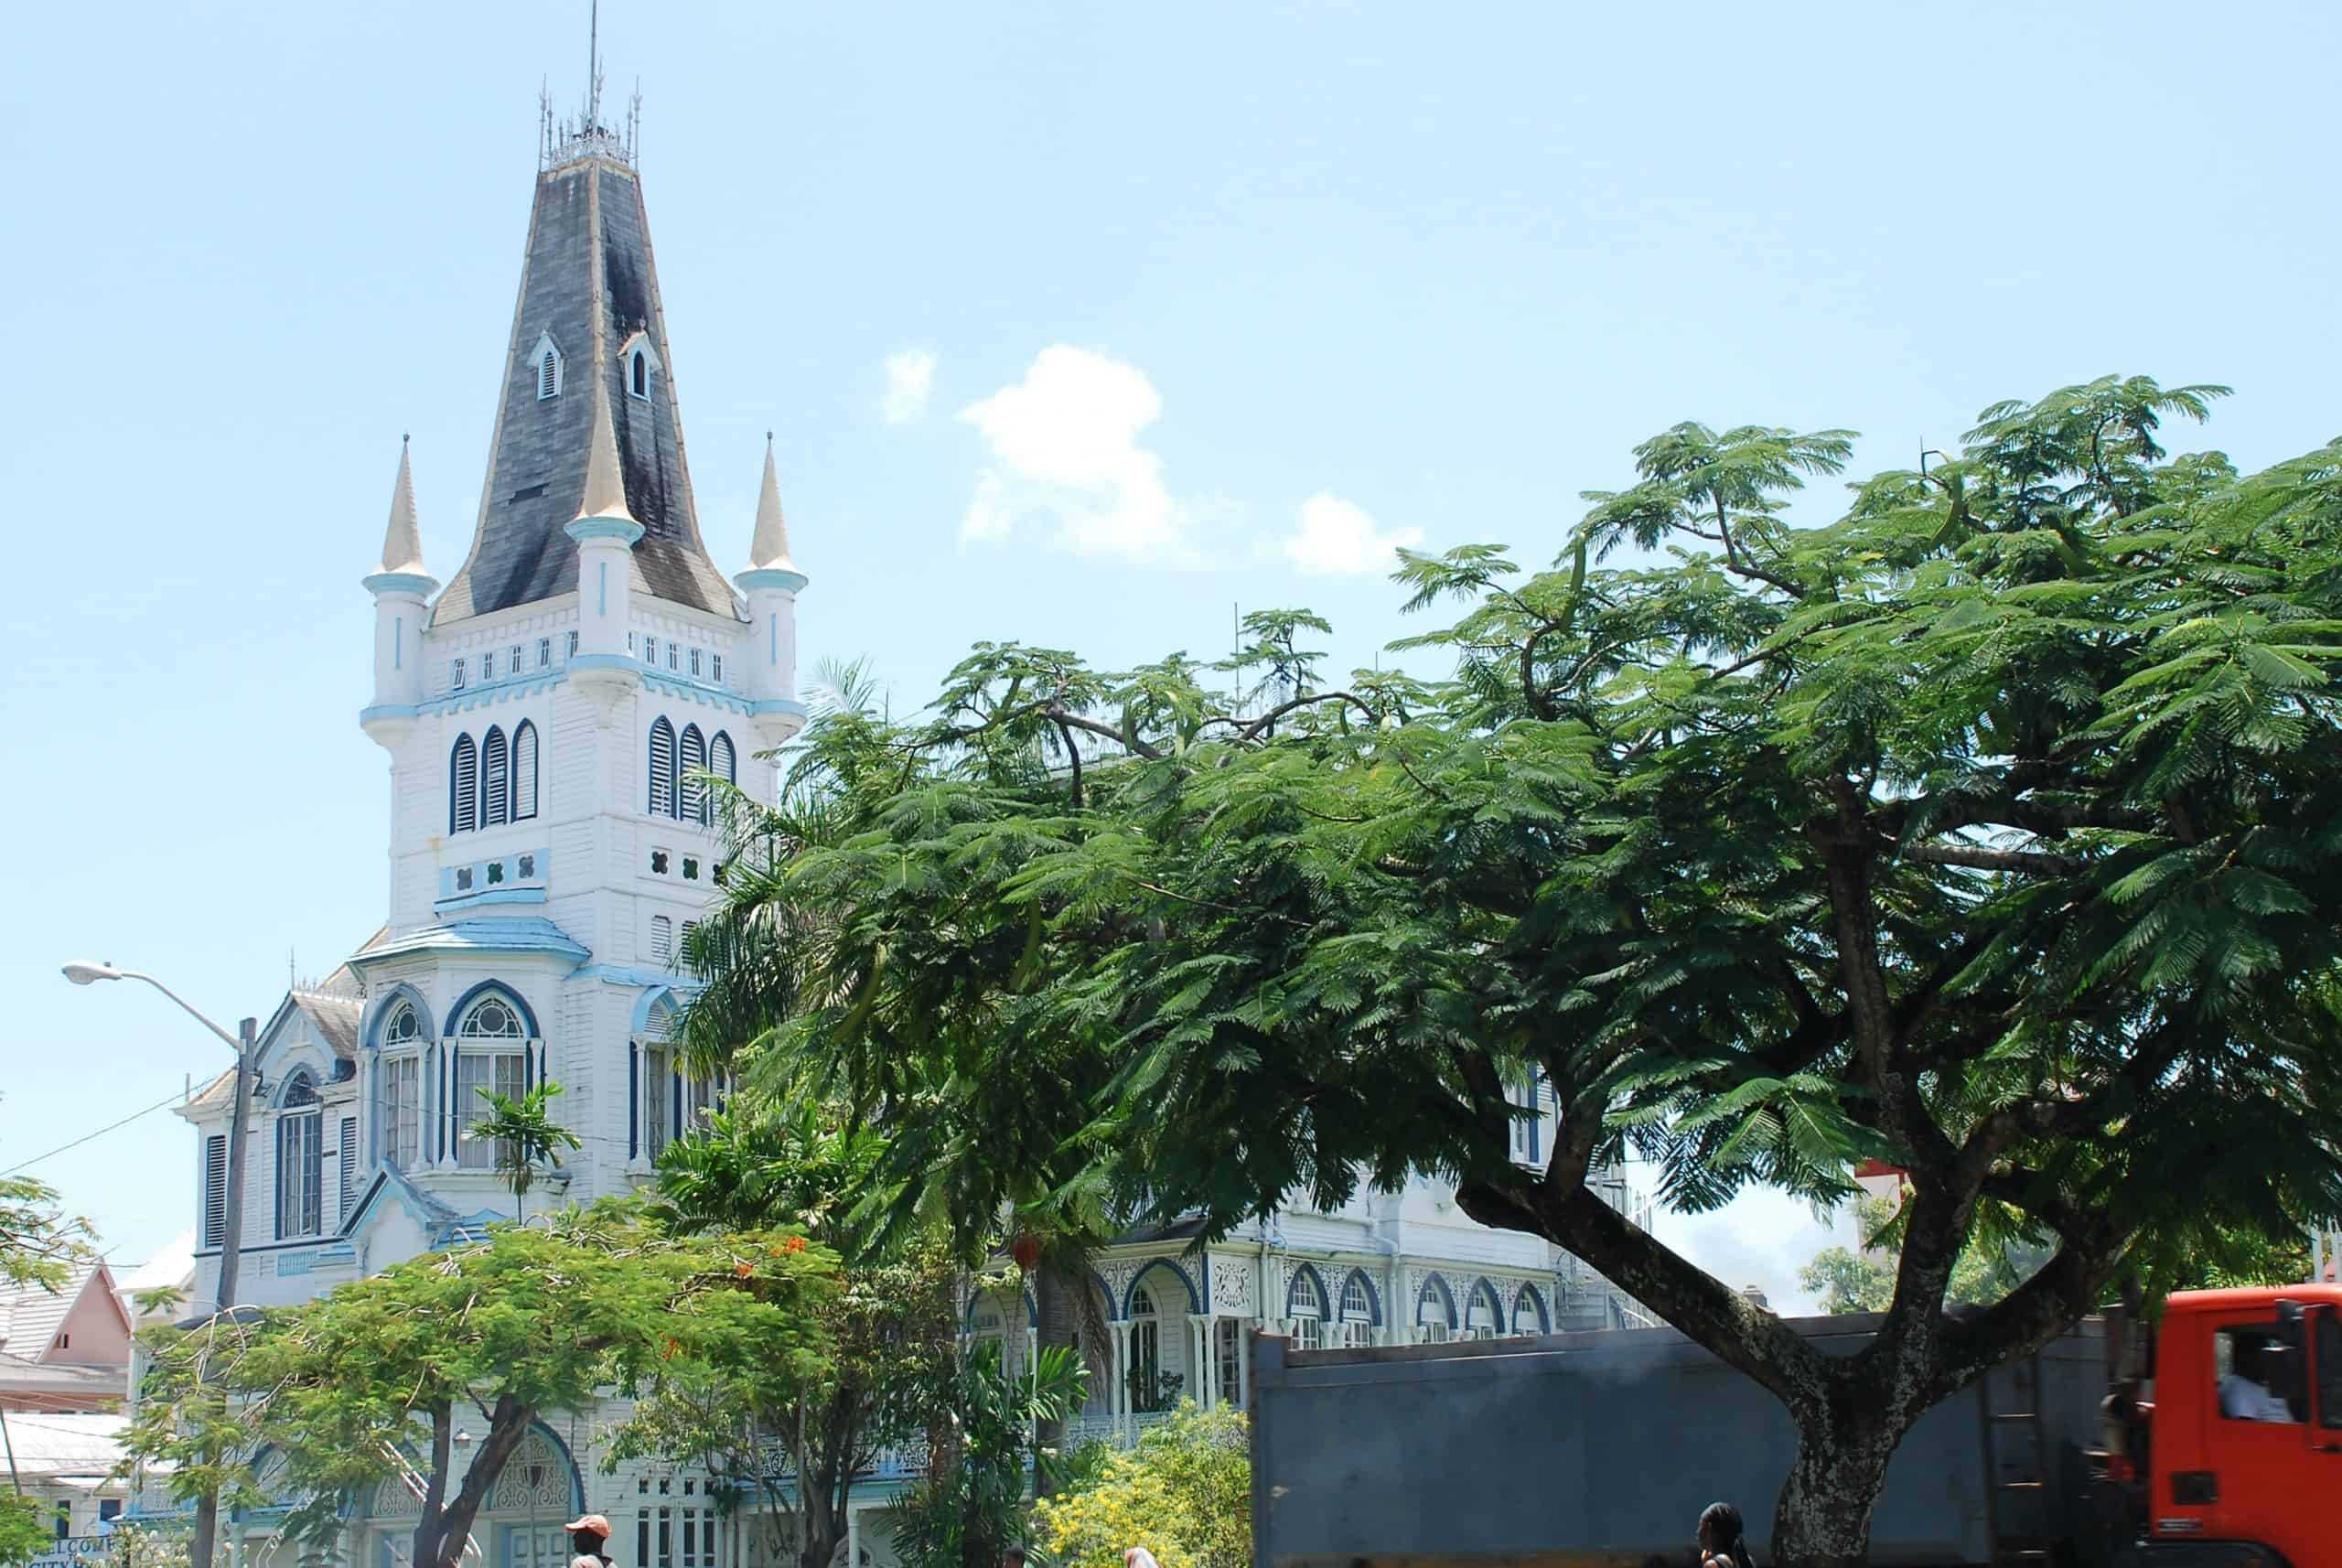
[1200,1314,1219,1408]
[1025,1326,1037,1377]
[1186,1315,1209,1409]
[1236,1320,1251,1408]
[844,1500,859,1568]
[1111,1322,1133,1438]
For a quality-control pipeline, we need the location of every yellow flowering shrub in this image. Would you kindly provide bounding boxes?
[1033,1403,1249,1568]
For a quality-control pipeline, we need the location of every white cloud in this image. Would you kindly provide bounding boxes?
[882,349,937,424]
[1279,491,1423,576]
[956,346,1193,564]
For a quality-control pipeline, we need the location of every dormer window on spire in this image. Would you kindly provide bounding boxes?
[531,332,565,401]
[621,333,659,403]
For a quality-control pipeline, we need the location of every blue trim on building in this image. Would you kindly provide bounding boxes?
[349,916,590,970]
[1415,1272,1456,1328]
[445,979,543,1038]
[1513,1281,1550,1334]
[576,962,704,992]
[434,886,549,913]
[1286,1262,1328,1316]
[362,571,439,597]
[1125,1257,1201,1317]
[736,566,808,594]
[362,983,436,1047]
[750,697,808,720]
[1338,1266,1383,1326]
[566,516,647,545]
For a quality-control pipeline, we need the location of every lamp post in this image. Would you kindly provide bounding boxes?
[63,961,256,1568]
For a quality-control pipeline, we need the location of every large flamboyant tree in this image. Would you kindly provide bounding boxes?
[695,378,2342,1566]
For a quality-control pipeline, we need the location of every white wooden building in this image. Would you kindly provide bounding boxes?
[153,70,1639,1568]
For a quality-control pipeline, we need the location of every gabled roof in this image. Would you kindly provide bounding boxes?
[433,154,738,625]
[0,1262,127,1363]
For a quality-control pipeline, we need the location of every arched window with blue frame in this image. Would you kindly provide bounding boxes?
[453,991,529,1172]
[648,717,676,818]
[680,724,709,825]
[449,734,478,834]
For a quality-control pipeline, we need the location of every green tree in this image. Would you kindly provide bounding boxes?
[887,1343,1086,1568]
[0,1175,93,1291]
[615,1101,961,1568]
[125,1205,833,1568]
[1797,1194,2052,1315]
[0,1497,49,1568]
[695,378,2342,1566]
[679,674,1119,1496]
[1032,1403,1249,1568]
[464,1079,583,1221]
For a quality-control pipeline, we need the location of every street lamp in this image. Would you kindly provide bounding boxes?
[61,959,255,1568]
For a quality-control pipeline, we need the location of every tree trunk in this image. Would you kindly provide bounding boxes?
[1030,1261,1080,1498]
[1768,1406,1900,1568]
[423,1395,536,1568]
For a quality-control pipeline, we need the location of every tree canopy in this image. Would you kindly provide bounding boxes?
[694,376,2342,1566]
[126,1205,833,1568]
[617,1101,960,1568]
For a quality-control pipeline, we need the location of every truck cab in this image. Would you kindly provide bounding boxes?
[2129,1285,2342,1566]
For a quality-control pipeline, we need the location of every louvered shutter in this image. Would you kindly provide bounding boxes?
[512,722,539,821]
[482,727,510,827]
[451,735,478,833]
[710,731,736,786]
[338,1116,357,1224]
[649,718,676,817]
[680,725,708,824]
[203,1135,228,1247]
[650,916,673,965]
[540,351,558,398]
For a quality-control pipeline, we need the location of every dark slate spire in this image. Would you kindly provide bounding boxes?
[433,124,737,626]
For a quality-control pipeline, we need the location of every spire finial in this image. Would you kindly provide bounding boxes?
[587,0,601,129]
[747,438,798,573]
[377,437,425,575]
[575,379,637,526]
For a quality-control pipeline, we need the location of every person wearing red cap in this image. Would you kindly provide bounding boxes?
[565,1514,614,1568]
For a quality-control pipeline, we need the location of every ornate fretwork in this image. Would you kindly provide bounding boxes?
[490,1431,575,1512]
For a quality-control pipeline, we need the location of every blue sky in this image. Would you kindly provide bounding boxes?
[4,1,2336,1309]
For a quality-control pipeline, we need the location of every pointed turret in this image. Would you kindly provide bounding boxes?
[747,435,798,575]
[360,438,441,750]
[575,382,638,528]
[378,435,427,575]
[565,381,649,727]
[736,435,808,748]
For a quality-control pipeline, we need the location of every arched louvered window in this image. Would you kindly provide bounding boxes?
[680,724,709,825]
[630,349,648,398]
[481,726,510,828]
[648,717,677,818]
[539,350,559,399]
[710,731,736,789]
[274,1069,322,1240]
[511,722,539,822]
[449,734,478,834]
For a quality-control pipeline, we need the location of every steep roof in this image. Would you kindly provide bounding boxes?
[433,150,737,625]
[0,1262,124,1363]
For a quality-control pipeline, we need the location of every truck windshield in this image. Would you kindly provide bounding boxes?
[2321,1312,2342,1431]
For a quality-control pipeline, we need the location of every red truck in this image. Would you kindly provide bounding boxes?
[2105,1283,2341,1565]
